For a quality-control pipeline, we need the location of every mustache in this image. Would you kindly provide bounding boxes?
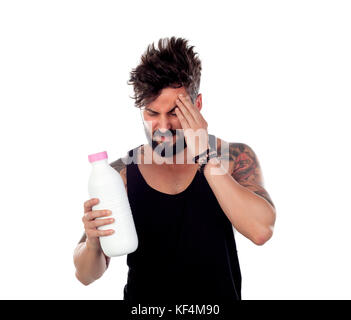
[152,129,179,138]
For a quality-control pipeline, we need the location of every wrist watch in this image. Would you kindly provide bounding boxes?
[193,148,218,174]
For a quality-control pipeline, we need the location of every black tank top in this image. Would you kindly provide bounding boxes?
[123,145,242,302]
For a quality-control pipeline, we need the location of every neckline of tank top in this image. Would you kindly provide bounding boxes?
[130,144,199,198]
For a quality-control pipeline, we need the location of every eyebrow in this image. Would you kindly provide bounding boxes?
[145,106,177,113]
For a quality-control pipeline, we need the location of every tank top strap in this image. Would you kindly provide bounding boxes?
[126,145,143,191]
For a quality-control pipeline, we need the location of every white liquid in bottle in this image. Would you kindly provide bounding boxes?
[88,151,138,257]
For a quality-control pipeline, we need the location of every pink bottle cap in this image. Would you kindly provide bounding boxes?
[88,151,108,163]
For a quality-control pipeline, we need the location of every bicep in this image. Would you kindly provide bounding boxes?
[231,143,275,209]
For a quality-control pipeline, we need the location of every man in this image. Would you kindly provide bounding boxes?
[73,37,276,302]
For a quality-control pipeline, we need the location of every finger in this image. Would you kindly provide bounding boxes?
[176,98,196,126]
[84,198,99,213]
[98,229,115,236]
[89,217,115,229]
[174,106,190,129]
[87,229,114,238]
[178,94,203,124]
[84,209,112,222]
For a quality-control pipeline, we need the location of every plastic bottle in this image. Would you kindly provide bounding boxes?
[88,151,138,257]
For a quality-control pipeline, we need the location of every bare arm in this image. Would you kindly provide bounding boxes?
[73,155,128,285]
[203,139,276,245]
[73,229,111,286]
[229,142,275,209]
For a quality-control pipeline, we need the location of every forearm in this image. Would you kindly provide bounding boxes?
[73,241,108,285]
[203,158,276,245]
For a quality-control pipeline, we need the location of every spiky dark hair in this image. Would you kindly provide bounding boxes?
[127,36,202,108]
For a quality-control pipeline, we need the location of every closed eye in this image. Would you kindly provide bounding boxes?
[146,109,177,116]
[146,110,158,116]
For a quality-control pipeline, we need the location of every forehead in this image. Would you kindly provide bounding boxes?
[147,87,188,110]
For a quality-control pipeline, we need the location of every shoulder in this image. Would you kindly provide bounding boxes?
[211,135,251,175]
[216,137,275,209]
[215,136,260,180]
[109,145,140,192]
[109,154,128,173]
[228,141,260,180]
[212,135,264,183]
[109,156,127,192]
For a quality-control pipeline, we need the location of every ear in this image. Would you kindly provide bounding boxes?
[195,93,202,112]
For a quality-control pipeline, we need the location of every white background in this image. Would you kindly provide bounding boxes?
[0,0,350,299]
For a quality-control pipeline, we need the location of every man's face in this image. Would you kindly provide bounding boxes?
[140,86,201,159]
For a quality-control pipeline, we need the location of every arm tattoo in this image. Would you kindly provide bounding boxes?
[230,142,275,209]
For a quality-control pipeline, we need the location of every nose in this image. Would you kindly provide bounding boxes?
[157,115,172,133]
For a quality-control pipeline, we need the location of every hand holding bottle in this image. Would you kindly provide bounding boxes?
[88,151,138,257]
[82,198,115,250]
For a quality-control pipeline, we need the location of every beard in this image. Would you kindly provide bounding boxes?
[144,127,187,158]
